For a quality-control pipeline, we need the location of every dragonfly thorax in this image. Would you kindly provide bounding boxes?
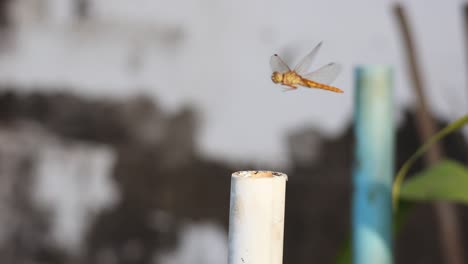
[271,71,303,86]
[282,71,303,85]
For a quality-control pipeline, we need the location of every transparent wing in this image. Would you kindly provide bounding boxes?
[270,54,290,73]
[293,41,322,75]
[302,63,342,84]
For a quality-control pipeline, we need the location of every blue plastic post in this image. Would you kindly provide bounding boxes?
[353,66,394,264]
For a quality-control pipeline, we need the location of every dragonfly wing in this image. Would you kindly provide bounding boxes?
[293,41,322,75]
[302,63,342,84]
[270,54,290,73]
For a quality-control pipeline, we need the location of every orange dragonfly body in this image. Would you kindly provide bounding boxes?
[270,42,343,93]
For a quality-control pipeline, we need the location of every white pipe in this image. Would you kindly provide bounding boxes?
[228,171,288,264]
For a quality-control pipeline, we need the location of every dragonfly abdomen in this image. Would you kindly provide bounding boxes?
[303,79,344,93]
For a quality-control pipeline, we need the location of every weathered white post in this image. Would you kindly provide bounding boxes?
[228,171,287,264]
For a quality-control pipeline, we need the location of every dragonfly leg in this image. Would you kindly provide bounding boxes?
[282,85,298,92]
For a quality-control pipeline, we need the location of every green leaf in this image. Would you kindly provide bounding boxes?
[392,115,468,209]
[399,160,468,204]
[334,237,351,264]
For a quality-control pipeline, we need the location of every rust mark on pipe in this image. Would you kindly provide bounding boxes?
[250,171,273,178]
[233,171,287,179]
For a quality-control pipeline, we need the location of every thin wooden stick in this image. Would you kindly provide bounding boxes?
[393,4,465,264]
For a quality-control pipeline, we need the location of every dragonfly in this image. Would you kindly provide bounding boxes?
[270,42,343,93]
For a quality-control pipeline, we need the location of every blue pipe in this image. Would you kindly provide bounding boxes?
[353,66,394,264]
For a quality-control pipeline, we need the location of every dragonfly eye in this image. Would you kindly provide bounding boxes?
[271,72,283,83]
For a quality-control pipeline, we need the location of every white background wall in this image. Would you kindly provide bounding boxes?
[1,0,466,167]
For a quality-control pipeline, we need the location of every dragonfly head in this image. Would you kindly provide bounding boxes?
[271,72,283,84]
